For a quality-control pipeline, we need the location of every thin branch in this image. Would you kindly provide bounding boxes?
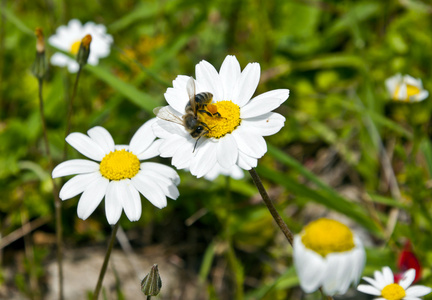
[93,222,120,300]
[248,168,294,246]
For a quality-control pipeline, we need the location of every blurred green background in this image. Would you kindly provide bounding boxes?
[1,0,432,299]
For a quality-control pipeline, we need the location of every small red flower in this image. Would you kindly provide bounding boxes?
[394,241,422,284]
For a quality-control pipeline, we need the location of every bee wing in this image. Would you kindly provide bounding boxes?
[186,77,198,114]
[153,106,184,126]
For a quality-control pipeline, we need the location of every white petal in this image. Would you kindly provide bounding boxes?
[232,126,267,159]
[172,139,195,169]
[137,139,163,160]
[385,74,402,96]
[129,119,157,155]
[77,176,109,220]
[118,180,142,222]
[399,269,416,290]
[87,126,115,154]
[411,90,428,102]
[59,172,101,200]
[395,83,407,101]
[105,182,123,225]
[219,55,241,100]
[240,89,289,118]
[293,236,325,293]
[131,173,167,208]
[403,75,422,88]
[52,159,100,178]
[50,53,70,67]
[357,284,381,296]
[374,269,387,288]
[322,252,353,295]
[190,139,217,178]
[382,267,394,285]
[140,162,180,185]
[232,62,260,107]
[217,134,238,169]
[67,61,80,73]
[164,87,189,114]
[66,132,106,161]
[139,170,179,200]
[362,276,381,290]
[406,285,432,297]
[241,112,285,137]
[173,75,190,89]
[237,151,257,170]
[159,135,187,157]
[195,60,223,102]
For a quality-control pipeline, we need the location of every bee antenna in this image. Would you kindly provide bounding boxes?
[193,137,201,153]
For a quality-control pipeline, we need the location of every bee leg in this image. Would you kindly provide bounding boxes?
[198,109,214,117]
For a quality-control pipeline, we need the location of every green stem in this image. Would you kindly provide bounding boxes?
[63,66,82,160]
[248,168,294,246]
[93,222,120,300]
[37,78,64,300]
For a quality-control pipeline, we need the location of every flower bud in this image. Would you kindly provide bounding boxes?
[76,34,92,67]
[31,27,47,79]
[141,264,162,296]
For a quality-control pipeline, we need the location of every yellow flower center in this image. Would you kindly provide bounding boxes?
[199,100,241,139]
[381,283,406,300]
[301,218,355,257]
[393,84,421,101]
[99,149,140,181]
[70,40,81,55]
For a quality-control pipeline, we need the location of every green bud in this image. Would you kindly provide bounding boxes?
[141,264,162,296]
[31,27,47,79]
[76,34,92,67]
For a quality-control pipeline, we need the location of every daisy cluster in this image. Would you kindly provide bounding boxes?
[54,54,289,224]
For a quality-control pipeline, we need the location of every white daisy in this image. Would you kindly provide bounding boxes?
[48,19,113,73]
[52,119,180,225]
[153,55,289,178]
[293,218,365,296]
[358,267,432,300]
[385,73,428,102]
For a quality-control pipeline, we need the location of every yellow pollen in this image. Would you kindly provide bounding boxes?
[393,84,421,101]
[301,218,355,257]
[199,100,241,139]
[381,283,406,300]
[100,149,140,181]
[70,40,81,55]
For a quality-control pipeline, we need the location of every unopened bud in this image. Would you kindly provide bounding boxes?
[141,264,162,296]
[32,27,47,79]
[76,34,92,67]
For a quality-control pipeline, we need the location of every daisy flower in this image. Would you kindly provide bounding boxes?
[293,218,365,296]
[385,73,428,102]
[153,55,289,178]
[357,267,431,300]
[52,119,180,225]
[48,19,113,73]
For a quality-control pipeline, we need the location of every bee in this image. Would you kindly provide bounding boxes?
[153,77,219,151]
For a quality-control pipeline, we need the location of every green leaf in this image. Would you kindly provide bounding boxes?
[86,64,161,112]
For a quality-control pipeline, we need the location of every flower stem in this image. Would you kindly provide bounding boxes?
[248,168,294,246]
[63,66,82,160]
[37,78,64,300]
[93,222,120,300]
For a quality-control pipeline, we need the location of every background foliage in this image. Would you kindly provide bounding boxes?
[1,0,432,299]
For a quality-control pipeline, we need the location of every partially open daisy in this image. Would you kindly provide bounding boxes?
[385,73,428,102]
[52,119,180,225]
[48,19,113,73]
[153,55,289,178]
[357,267,431,300]
[293,218,365,296]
